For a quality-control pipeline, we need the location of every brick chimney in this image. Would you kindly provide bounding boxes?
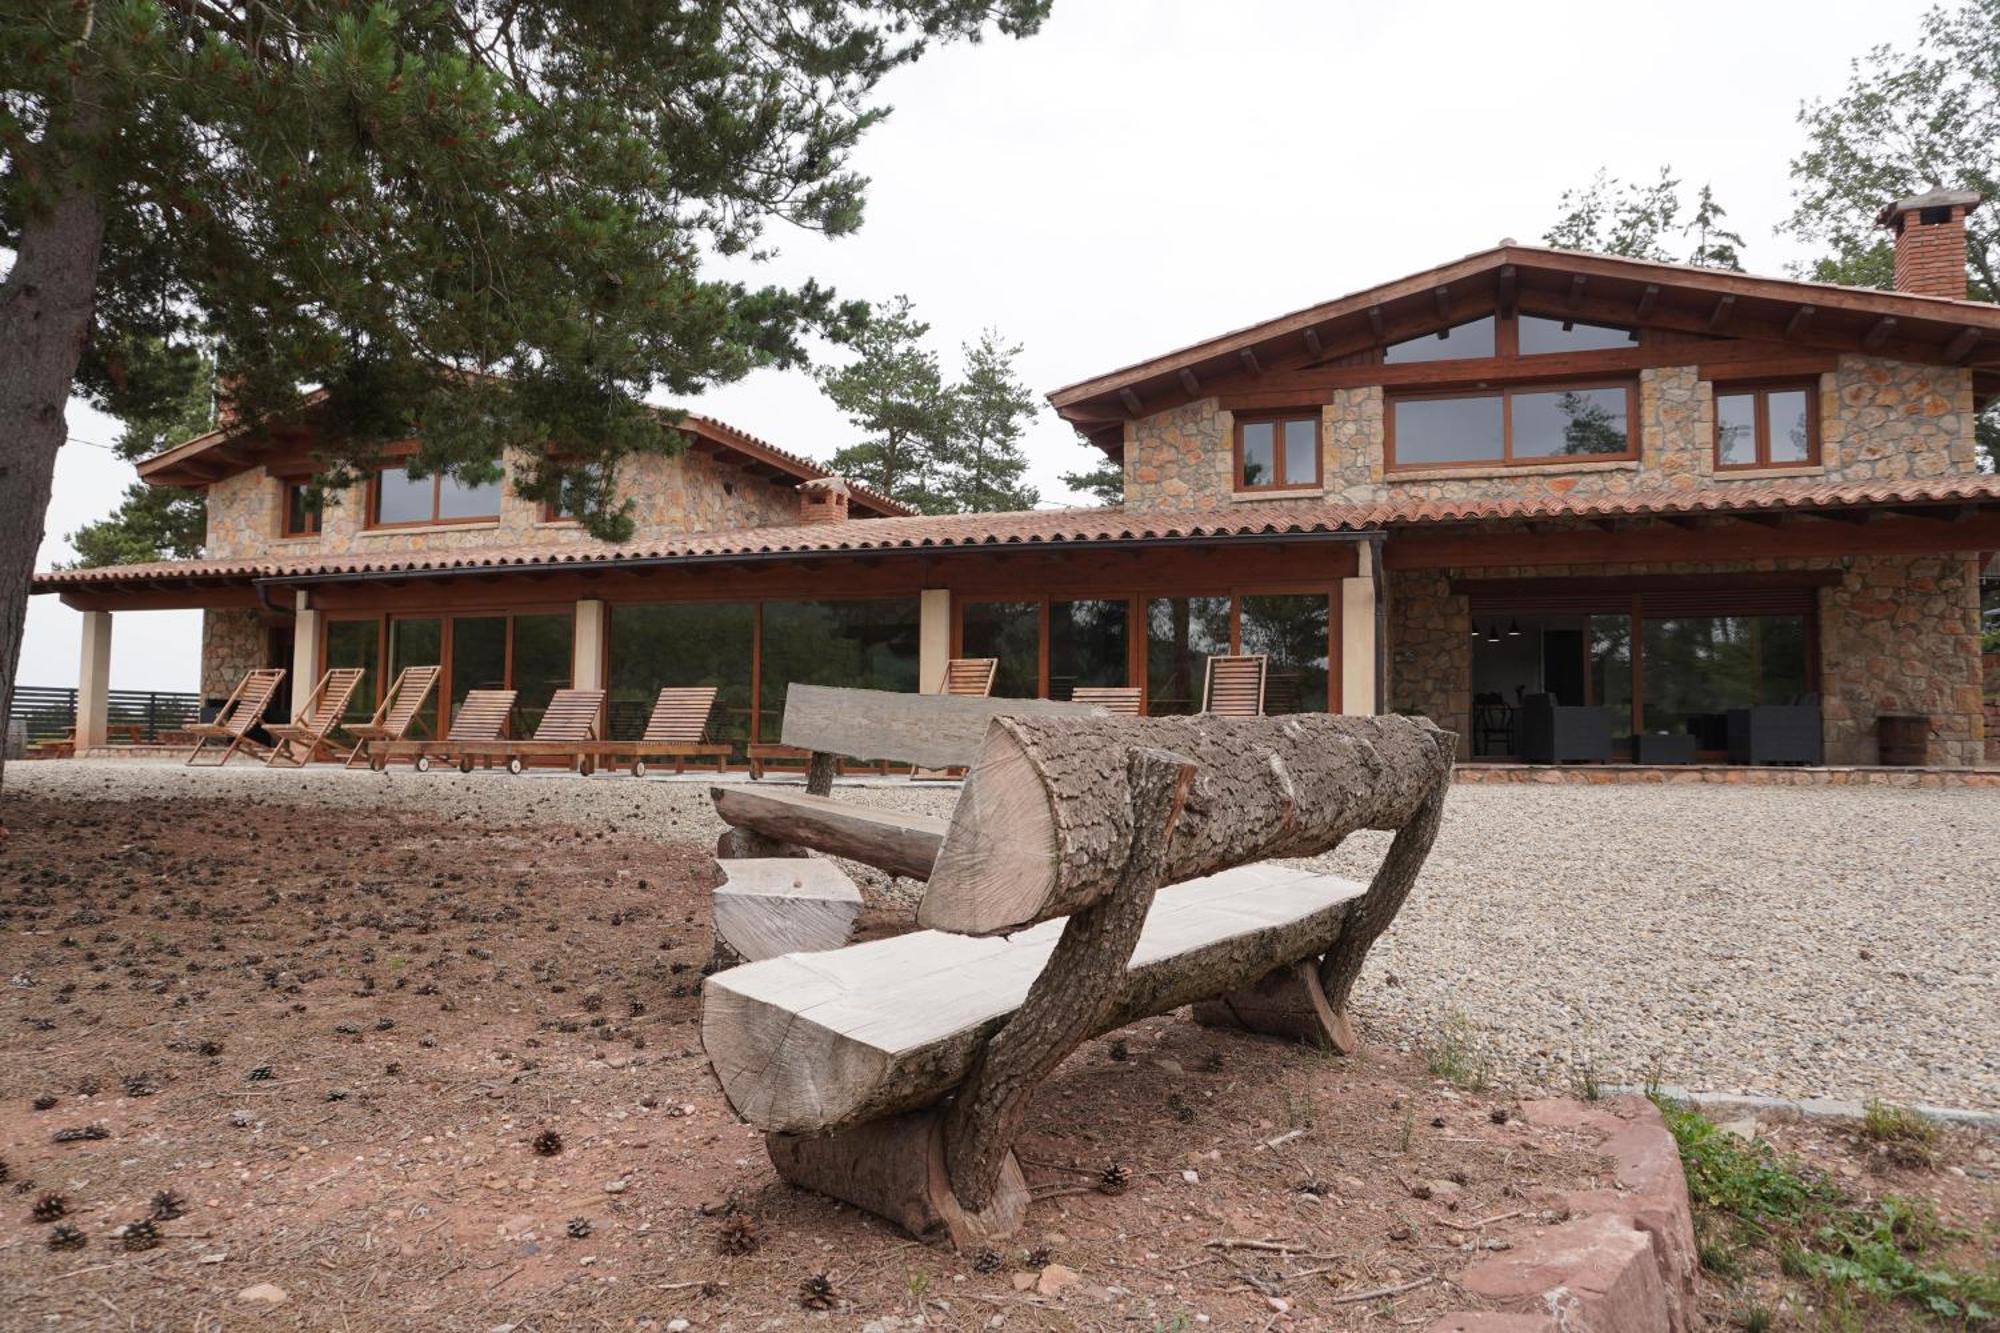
[797,476,852,525]
[1876,187,1982,299]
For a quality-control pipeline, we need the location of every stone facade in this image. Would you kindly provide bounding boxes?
[201,608,270,701]
[204,446,802,561]
[1118,356,1978,512]
[1387,550,1988,767]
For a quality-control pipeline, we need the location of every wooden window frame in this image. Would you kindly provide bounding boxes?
[1380,311,1640,365]
[279,478,322,537]
[367,464,501,529]
[1712,381,1821,472]
[1232,412,1323,493]
[1384,379,1640,472]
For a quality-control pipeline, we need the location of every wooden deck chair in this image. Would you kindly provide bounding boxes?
[264,668,367,768]
[452,688,606,775]
[1201,654,1267,717]
[343,665,442,769]
[911,658,1000,781]
[1072,686,1143,716]
[383,688,517,773]
[593,687,733,776]
[184,668,287,766]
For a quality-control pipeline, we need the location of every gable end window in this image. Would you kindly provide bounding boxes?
[281,480,322,537]
[1386,382,1637,470]
[370,464,502,527]
[1235,414,1321,492]
[1714,384,1818,471]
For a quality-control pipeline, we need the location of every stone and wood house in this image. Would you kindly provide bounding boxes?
[35,189,2000,767]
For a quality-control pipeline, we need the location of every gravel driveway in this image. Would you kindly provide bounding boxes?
[10,759,1997,1111]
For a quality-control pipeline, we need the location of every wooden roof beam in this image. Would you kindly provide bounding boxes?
[1237,347,1263,377]
[1176,367,1201,397]
[1366,305,1386,342]
[1707,294,1736,330]
[1495,265,1518,318]
[1432,286,1451,324]
[1302,327,1324,358]
[1117,388,1144,417]
[1863,316,1897,350]
[1784,305,1816,338]
[1565,273,1587,313]
[1944,327,1981,363]
[1634,283,1659,321]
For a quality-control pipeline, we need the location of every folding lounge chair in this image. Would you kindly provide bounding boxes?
[452,688,606,775]
[264,668,367,768]
[592,686,733,777]
[343,665,441,770]
[184,668,287,766]
[1072,685,1143,715]
[912,658,999,781]
[1201,654,1267,717]
[378,688,516,773]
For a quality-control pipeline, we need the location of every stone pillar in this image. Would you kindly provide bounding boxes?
[77,610,113,751]
[1340,565,1378,716]
[291,590,321,718]
[573,599,607,691]
[919,588,952,693]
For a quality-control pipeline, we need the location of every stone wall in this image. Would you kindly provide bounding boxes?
[1118,356,1979,513]
[1387,550,1988,767]
[201,608,269,701]
[205,446,804,561]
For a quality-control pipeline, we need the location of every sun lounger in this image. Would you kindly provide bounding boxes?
[184,668,287,766]
[343,666,442,769]
[265,668,367,767]
[590,686,732,776]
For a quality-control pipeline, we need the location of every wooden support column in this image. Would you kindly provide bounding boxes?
[572,599,607,691]
[291,590,320,719]
[1340,562,1378,716]
[76,610,113,751]
[919,588,951,692]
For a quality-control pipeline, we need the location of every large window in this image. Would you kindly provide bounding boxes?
[1048,600,1129,700]
[1239,594,1331,714]
[1641,615,1809,738]
[1235,415,1320,492]
[758,599,920,738]
[1145,597,1231,715]
[1382,313,1637,363]
[510,614,574,734]
[608,603,754,753]
[388,618,443,735]
[1384,316,1496,363]
[371,463,502,527]
[281,480,321,537]
[1715,384,1817,470]
[323,619,381,722]
[959,601,1041,698]
[450,616,508,720]
[1389,384,1635,469]
[1516,316,1638,355]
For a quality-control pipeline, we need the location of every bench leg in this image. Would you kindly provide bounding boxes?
[1192,958,1357,1055]
[766,1110,1028,1250]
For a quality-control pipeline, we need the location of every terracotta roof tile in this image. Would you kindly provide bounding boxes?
[35,475,2000,590]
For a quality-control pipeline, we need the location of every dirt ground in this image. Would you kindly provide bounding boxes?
[0,788,1991,1331]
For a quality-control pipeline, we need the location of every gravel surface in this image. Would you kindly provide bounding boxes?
[11,758,1998,1111]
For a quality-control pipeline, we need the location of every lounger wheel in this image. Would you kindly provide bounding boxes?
[414,754,432,773]
[631,760,646,778]
[506,756,525,776]
[460,757,474,774]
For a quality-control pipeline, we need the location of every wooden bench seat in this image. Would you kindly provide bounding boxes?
[705,862,1365,1135]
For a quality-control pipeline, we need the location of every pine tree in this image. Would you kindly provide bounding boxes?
[1686,185,1746,273]
[66,342,214,567]
[1061,460,1126,506]
[0,0,1050,781]
[819,297,958,514]
[1544,167,1744,270]
[940,330,1039,512]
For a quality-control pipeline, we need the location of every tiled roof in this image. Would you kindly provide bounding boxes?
[35,475,2000,590]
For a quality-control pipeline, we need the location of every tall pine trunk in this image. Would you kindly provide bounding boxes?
[0,146,108,794]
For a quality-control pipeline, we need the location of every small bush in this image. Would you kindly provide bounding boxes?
[1424,1012,1491,1091]
[1860,1099,1939,1170]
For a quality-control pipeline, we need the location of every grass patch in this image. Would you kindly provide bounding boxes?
[1862,1099,1942,1170]
[1424,1012,1491,1091]
[1654,1098,1999,1327]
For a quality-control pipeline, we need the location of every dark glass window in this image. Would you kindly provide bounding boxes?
[1390,395,1505,465]
[1640,615,1809,737]
[1145,596,1231,715]
[323,620,380,721]
[388,617,442,735]
[1048,599,1129,700]
[509,613,574,735]
[1236,415,1320,491]
[282,481,321,536]
[1383,316,1496,363]
[1512,387,1632,459]
[607,603,754,754]
[1239,594,1330,714]
[1715,385,1817,469]
[1390,385,1634,469]
[1517,316,1637,355]
[372,464,501,525]
[959,601,1041,698]
[449,616,509,724]
[758,599,920,739]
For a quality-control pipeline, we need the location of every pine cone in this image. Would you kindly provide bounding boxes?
[1097,1163,1132,1196]
[717,1213,761,1254]
[31,1094,56,1111]
[531,1129,563,1156]
[798,1272,836,1311]
[1025,1245,1055,1268]
[971,1248,1004,1274]
[0,1156,9,1184]
[47,1224,86,1251]
[31,1193,68,1222]
[121,1218,161,1252]
[53,1123,110,1143]
[566,1217,592,1239]
[150,1190,187,1221]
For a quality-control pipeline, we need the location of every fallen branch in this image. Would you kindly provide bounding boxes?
[1324,1273,1437,1305]
[1434,1208,1524,1233]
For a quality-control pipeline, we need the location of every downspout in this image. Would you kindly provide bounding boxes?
[1370,534,1389,716]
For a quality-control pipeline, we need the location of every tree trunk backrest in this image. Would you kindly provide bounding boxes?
[1200,655,1266,717]
[445,689,518,742]
[531,688,606,743]
[640,686,721,744]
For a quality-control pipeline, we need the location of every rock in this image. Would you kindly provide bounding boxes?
[1010,1272,1036,1293]
[1035,1264,1080,1296]
[236,1283,288,1305]
[1717,1116,1758,1141]
[665,1321,690,1332]
[604,1178,629,1194]
[1424,1178,1463,1203]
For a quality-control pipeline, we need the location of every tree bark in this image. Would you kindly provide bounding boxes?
[941,746,1195,1210]
[922,714,1455,935]
[711,784,945,880]
[0,134,108,796]
[1318,777,1447,1016]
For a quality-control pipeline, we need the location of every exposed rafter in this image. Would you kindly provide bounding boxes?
[1431,286,1450,323]
[1302,327,1323,358]
[1707,294,1736,330]
[1784,305,1816,338]
[1943,327,1981,363]
[1366,306,1386,341]
[1495,265,1517,318]
[1238,348,1263,377]
[1177,368,1201,397]
[1862,316,1897,350]
[1634,284,1659,320]
[1118,387,1144,417]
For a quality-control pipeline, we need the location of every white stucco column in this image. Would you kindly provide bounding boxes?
[76,610,113,751]
[1339,557,1379,717]
[573,599,607,691]
[919,588,952,693]
[291,590,321,719]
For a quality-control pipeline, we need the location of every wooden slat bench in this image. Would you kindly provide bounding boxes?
[379,688,516,773]
[701,710,1456,1248]
[590,686,733,776]
[452,688,605,775]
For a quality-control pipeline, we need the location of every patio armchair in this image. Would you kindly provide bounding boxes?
[1726,696,1823,766]
[1516,692,1612,764]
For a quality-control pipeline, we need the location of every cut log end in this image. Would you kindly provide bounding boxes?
[918,726,1056,935]
[1192,960,1360,1055]
[711,858,864,963]
[766,1111,1029,1249]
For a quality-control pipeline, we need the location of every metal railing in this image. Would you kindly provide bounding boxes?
[9,686,203,743]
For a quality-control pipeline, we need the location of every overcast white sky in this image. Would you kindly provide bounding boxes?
[22,0,1932,692]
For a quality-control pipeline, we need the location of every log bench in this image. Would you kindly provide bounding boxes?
[699,710,1456,1247]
